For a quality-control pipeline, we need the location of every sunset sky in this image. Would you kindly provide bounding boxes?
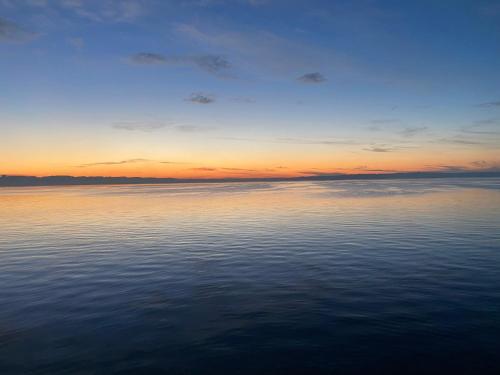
[1,0,500,178]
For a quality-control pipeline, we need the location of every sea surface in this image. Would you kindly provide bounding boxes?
[0,178,499,374]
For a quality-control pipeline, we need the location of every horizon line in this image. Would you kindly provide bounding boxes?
[1,171,500,187]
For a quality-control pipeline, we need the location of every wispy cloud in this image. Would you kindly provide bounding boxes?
[364,146,395,152]
[129,52,230,76]
[112,121,168,132]
[219,136,356,145]
[0,17,38,43]
[436,137,485,145]
[186,93,215,104]
[470,160,500,171]
[191,167,217,171]
[371,118,400,124]
[174,124,214,132]
[129,52,167,64]
[174,23,354,78]
[77,158,151,167]
[298,170,343,176]
[112,120,213,132]
[399,126,427,137]
[478,100,500,108]
[432,165,469,172]
[221,167,257,172]
[180,0,270,7]
[461,120,500,135]
[231,97,256,103]
[67,36,84,49]
[297,72,327,83]
[77,158,188,167]
[59,0,144,22]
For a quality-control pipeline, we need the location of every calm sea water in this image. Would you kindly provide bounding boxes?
[0,178,499,374]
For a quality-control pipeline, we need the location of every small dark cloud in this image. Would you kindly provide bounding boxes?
[191,167,217,171]
[187,93,215,104]
[399,126,427,137]
[478,101,500,108]
[297,72,327,84]
[129,52,167,64]
[192,55,230,73]
[0,17,37,43]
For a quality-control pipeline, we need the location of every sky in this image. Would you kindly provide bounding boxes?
[1,0,500,178]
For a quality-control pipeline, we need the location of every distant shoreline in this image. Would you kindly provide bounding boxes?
[1,172,499,187]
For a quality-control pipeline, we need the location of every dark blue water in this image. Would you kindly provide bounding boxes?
[1,179,499,374]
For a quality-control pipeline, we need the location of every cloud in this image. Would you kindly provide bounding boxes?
[78,158,188,167]
[298,170,344,176]
[478,101,500,108]
[218,136,356,145]
[221,167,257,172]
[297,72,327,83]
[275,137,355,145]
[78,158,151,167]
[174,124,214,132]
[0,17,38,43]
[174,23,354,79]
[129,52,230,75]
[181,0,269,7]
[470,160,500,171]
[399,126,427,137]
[191,167,217,171]
[67,36,84,49]
[112,120,213,132]
[192,55,230,73]
[59,0,144,22]
[371,118,400,124]
[461,120,500,135]
[186,93,215,104]
[129,52,167,64]
[436,137,485,145]
[433,165,469,172]
[112,121,168,132]
[364,146,394,152]
[231,97,256,103]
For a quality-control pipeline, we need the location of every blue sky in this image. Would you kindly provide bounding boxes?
[1,0,499,177]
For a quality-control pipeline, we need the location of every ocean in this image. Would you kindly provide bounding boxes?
[1,178,499,374]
